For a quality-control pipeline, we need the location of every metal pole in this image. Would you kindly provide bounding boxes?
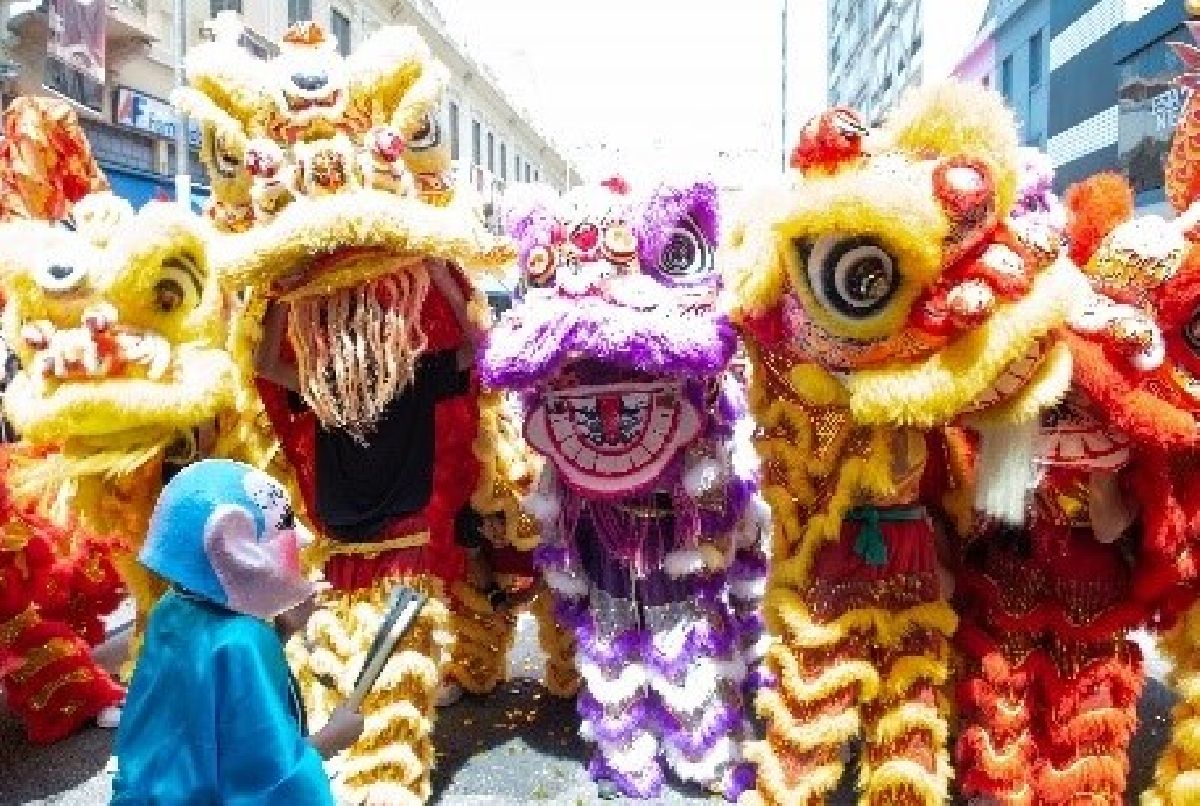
[173,0,190,208]
[781,0,788,172]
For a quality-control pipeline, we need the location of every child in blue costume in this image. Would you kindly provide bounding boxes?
[112,459,363,804]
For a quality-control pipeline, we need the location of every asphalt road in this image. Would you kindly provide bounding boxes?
[0,618,1178,805]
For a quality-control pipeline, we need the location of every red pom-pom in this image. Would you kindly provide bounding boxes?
[790,108,866,174]
[600,176,630,195]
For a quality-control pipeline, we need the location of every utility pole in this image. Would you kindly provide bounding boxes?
[173,0,190,209]
[781,0,788,172]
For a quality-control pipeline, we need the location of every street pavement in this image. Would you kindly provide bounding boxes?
[0,616,1179,805]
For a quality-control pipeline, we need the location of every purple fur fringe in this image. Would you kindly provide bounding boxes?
[588,752,664,800]
[479,297,736,389]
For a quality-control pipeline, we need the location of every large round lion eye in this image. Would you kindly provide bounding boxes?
[1184,308,1200,352]
[800,235,900,319]
[154,255,203,314]
[36,260,87,293]
[525,244,555,288]
[407,113,440,151]
[657,214,713,282]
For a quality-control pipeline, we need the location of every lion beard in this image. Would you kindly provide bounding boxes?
[972,417,1040,527]
[288,269,430,444]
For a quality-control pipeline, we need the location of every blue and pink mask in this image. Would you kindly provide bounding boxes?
[140,459,317,621]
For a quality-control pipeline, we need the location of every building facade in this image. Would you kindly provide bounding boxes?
[0,0,574,211]
[955,0,1050,147]
[1046,0,1185,206]
[827,0,987,124]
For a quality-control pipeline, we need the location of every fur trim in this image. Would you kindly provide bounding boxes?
[579,660,647,706]
[863,756,950,806]
[521,488,560,525]
[542,569,589,601]
[731,575,767,602]
[846,257,1075,427]
[682,455,723,499]
[4,349,237,444]
[661,736,737,787]
[663,548,706,579]
[209,191,513,291]
[1063,173,1135,267]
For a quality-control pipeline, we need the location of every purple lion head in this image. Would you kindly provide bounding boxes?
[479,178,735,498]
[479,178,735,390]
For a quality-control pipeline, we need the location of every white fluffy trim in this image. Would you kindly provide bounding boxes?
[663,736,737,786]
[580,661,648,706]
[522,489,560,524]
[683,455,724,499]
[543,569,589,600]
[664,548,706,579]
[649,658,746,715]
[730,575,767,602]
[733,495,772,550]
[598,732,659,774]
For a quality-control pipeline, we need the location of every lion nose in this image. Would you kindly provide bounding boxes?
[291,71,328,92]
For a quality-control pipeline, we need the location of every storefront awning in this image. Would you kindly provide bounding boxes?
[102,163,208,214]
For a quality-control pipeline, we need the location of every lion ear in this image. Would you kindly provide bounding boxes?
[882,81,1021,216]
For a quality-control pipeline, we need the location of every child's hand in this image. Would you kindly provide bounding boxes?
[311,704,365,759]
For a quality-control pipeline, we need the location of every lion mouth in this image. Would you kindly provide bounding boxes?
[283,88,341,114]
[20,304,173,384]
[4,345,236,443]
[526,367,703,497]
[964,339,1048,413]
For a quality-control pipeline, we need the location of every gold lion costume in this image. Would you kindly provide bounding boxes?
[175,17,569,803]
[722,83,1075,805]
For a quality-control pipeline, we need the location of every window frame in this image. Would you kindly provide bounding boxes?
[330,8,351,57]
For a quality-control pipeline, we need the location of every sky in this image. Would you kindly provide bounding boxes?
[431,0,828,185]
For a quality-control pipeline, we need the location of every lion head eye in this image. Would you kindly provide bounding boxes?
[153,255,203,314]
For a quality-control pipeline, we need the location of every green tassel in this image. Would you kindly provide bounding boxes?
[853,507,888,567]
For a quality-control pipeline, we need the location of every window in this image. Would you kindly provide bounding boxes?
[514,154,521,181]
[982,73,990,88]
[1029,31,1043,88]
[471,120,481,166]
[499,142,507,180]
[210,0,241,14]
[448,101,460,161]
[239,29,278,58]
[330,9,351,57]
[1001,55,1013,100]
[534,169,540,183]
[487,132,495,172]
[525,163,531,182]
[288,0,311,25]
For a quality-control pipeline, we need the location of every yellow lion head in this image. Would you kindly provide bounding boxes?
[725,82,1075,427]
[1,194,237,450]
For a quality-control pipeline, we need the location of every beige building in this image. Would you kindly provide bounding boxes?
[0,0,575,207]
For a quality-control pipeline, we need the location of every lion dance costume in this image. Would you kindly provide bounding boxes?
[172,17,560,803]
[949,142,1200,802]
[1036,25,1200,802]
[479,178,767,800]
[0,90,255,693]
[0,97,175,741]
[723,84,1077,804]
